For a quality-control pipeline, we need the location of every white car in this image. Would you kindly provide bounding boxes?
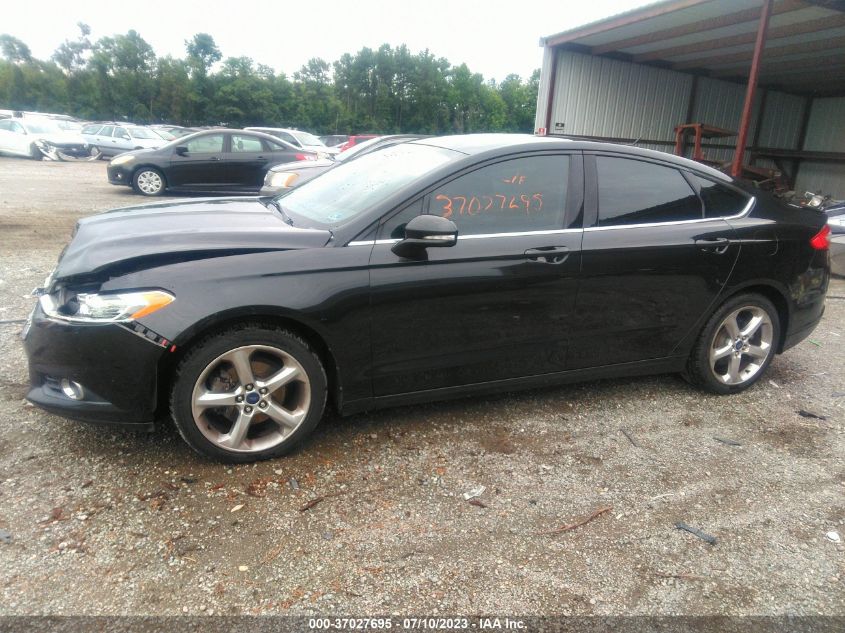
[244,127,339,157]
[0,117,92,160]
[81,123,166,158]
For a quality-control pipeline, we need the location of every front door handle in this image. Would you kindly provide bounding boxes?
[525,246,570,264]
[210,156,220,161]
[695,237,730,254]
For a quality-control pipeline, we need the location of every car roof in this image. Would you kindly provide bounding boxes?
[412,133,731,182]
[176,128,304,151]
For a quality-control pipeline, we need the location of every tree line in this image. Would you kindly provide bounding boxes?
[0,27,539,135]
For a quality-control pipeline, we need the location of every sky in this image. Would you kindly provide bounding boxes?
[1,0,654,82]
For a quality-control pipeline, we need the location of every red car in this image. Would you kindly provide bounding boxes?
[339,134,378,152]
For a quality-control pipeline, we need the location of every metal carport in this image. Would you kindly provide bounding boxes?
[535,0,845,197]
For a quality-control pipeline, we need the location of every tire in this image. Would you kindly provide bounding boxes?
[170,325,328,462]
[29,143,43,160]
[686,293,780,394]
[132,167,166,196]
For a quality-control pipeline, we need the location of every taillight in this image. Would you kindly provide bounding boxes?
[294,153,316,161]
[810,224,831,250]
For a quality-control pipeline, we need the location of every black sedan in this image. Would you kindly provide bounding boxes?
[25,134,830,462]
[106,129,317,196]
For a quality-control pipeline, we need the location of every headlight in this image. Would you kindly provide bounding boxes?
[267,172,299,188]
[111,154,135,166]
[40,290,174,323]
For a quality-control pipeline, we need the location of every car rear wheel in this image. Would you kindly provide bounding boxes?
[686,293,780,394]
[170,326,327,462]
[133,167,166,196]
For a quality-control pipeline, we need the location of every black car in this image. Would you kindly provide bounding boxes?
[106,129,318,196]
[24,134,830,462]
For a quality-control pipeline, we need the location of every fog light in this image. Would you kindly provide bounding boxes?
[60,379,84,400]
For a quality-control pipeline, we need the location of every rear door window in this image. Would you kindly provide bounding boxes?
[231,134,263,153]
[596,156,702,226]
[99,125,115,137]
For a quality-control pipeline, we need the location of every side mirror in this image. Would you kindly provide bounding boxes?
[175,145,188,156]
[391,214,458,258]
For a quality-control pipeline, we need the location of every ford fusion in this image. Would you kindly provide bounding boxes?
[24,134,831,462]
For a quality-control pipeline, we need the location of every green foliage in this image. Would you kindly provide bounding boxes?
[0,31,538,134]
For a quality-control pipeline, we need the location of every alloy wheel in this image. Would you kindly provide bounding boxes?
[709,306,774,386]
[136,170,163,195]
[190,345,311,453]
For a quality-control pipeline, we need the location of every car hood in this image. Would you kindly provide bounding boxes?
[54,197,333,280]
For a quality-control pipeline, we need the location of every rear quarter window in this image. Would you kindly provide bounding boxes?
[690,175,750,218]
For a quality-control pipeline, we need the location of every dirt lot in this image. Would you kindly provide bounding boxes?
[0,156,843,617]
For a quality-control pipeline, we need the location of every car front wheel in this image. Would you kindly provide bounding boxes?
[170,325,327,462]
[687,293,780,394]
[132,168,166,196]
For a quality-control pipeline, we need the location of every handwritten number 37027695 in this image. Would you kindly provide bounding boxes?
[434,193,544,219]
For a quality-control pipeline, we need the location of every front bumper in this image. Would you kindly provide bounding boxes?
[23,302,166,427]
[107,164,133,186]
[52,144,94,158]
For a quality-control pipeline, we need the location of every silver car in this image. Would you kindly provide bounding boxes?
[82,123,166,158]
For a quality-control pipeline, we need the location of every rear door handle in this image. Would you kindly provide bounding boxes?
[210,156,220,161]
[525,246,570,264]
[256,156,268,161]
[695,237,730,254]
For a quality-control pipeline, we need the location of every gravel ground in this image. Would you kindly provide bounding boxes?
[0,156,843,616]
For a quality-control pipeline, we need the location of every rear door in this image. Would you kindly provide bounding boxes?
[0,120,29,155]
[367,152,584,396]
[167,133,229,189]
[569,153,742,369]
[94,125,115,154]
[223,133,271,190]
[112,126,133,152]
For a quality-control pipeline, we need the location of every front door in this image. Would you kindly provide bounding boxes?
[569,153,740,369]
[367,152,584,396]
[167,133,229,189]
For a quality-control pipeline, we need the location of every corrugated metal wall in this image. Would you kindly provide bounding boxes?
[536,49,812,173]
[796,97,845,197]
[540,51,691,145]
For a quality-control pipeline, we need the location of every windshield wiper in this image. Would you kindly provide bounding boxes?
[268,199,294,226]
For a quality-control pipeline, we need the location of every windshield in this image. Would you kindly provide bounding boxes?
[128,126,160,139]
[23,119,63,134]
[292,130,326,148]
[335,136,384,162]
[275,143,457,227]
